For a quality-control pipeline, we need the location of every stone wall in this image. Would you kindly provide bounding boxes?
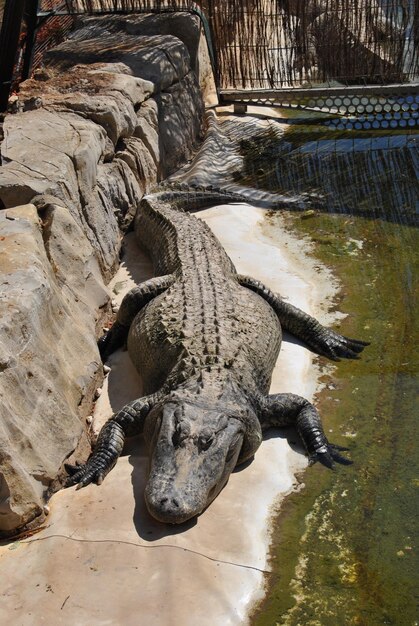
[0,13,208,534]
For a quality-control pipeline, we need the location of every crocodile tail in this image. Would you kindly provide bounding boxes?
[144,187,248,213]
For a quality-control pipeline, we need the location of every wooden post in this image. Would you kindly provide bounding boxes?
[0,0,26,110]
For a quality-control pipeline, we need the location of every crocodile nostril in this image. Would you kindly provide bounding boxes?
[160,496,179,508]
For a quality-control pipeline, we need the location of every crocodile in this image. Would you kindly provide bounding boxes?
[66,190,368,524]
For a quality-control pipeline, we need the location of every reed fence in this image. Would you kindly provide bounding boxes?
[0,0,418,110]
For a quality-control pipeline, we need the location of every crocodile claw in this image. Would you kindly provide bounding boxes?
[98,322,128,361]
[64,461,83,476]
[309,442,353,469]
[65,462,88,487]
[65,458,110,489]
[317,330,370,361]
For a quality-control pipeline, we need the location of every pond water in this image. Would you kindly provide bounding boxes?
[242,120,419,625]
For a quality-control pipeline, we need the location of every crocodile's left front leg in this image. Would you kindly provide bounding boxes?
[65,394,156,488]
[237,274,369,361]
[260,393,352,468]
[99,274,174,361]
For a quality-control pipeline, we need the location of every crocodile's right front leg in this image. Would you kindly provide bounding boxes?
[65,395,155,488]
[237,274,369,361]
[99,274,174,360]
[260,393,352,469]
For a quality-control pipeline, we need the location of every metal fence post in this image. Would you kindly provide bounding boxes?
[0,0,26,111]
[22,1,40,81]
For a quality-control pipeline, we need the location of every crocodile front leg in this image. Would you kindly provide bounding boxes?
[66,395,155,488]
[99,274,174,360]
[237,274,369,361]
[260,393,352,468]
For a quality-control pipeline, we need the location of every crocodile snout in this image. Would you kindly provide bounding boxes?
[145,489,204,525]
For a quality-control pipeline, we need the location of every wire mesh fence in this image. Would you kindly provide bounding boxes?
[65,0,418,89]
[34,2,75,70]
[0,1,75,108]
[0,0,418,109]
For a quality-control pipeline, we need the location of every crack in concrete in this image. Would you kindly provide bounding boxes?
[22,533,270,574]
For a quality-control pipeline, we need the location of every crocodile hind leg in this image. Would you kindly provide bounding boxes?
[237,274,369,361]
[66,395,157,488]
[99,274,174,360]
[260,393,352,468]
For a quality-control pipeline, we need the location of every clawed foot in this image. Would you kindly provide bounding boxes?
[315,330,369,361]
[65,455,113,489]
[98,321,128,361]
[309,442,353,469]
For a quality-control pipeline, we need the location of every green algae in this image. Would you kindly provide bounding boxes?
[247,124,419,626]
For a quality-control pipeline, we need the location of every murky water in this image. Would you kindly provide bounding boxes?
[243,121,419,625]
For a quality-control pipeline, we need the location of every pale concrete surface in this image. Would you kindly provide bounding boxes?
[0,205,338,625]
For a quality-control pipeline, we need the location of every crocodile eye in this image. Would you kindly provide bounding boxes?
[197,432,214,451]
[172,420,190,447]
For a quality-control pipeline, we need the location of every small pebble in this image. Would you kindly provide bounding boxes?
[95,387,102,399]
[300,209,316,220]
[103,365,111,374]
[102,327,109,333]
[43,505,50,516]
[86,415,93,424]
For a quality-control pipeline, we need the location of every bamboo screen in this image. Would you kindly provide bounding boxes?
[55,1,419,89]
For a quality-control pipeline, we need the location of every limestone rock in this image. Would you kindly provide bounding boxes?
[38,198,109,314]
[134,98,160,168]
[0,109,80,209]
[115,136,158,191]
[0,108,105,211]
[0,204,102,532]
[45,31,191,92]
[72,12,217,103]
[18,63,154,146]
[123,12,202,71]
[157,72,205,176]
[96,159,143,232]
[0,108,123,278]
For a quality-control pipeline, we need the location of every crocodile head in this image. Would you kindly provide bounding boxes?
[143,391,262,524]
